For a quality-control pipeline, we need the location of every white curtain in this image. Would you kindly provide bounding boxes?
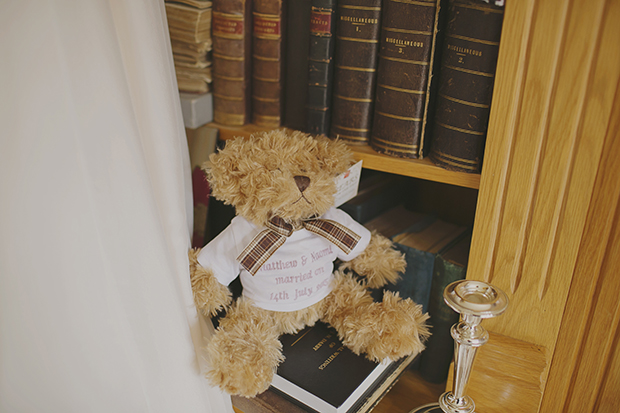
[0,1,232,412]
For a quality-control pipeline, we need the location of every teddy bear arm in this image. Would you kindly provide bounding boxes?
[344,231,406,289]
[189,249,233,317]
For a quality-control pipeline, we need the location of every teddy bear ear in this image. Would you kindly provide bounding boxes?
[203,139,245,204]
[314,135,355,175]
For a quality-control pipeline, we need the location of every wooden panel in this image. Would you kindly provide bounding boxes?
[486,0,571,295]
[446,332,547,413]
[467,0,536,285]
[469,0,610,341]
[596,326,620,413]
[540,28,620,410]
[474,0,607,346]
[564,205,620,412]
[465,0,620,411]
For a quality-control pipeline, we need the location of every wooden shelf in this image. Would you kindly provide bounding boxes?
[205,123,481,190]
[372,369,446,413]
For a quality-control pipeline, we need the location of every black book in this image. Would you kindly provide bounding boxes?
[270,321,417,413]
[306,0,338,135]
[283,0,313,131]
[428,0,505,172]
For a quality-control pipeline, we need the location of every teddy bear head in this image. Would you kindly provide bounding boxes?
[205,129,354,227]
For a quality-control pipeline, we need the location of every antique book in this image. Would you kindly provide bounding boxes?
[283,0,313,131]
[329,0,382,146]
[428,0,504,173]
[364,205,467,314]
[171,38,212,67]
[269,321,417,413]
[306,0,338,136]
[419,230,471,383]
[252,0,286,127]
[340,171,408,224]
[370,0,442,159]
[165,1,212,44]
[211,0,253,125]
[165,1,213,93]
[169,0,212,8]
[174,63,212,94]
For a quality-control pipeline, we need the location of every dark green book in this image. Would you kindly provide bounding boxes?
[418,230,472,383]
[365,205,468,314]
[340,171,408,224]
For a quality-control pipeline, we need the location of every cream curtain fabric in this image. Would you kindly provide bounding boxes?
[0,1,232,411]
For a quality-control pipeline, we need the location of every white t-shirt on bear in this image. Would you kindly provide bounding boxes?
[197,207,371,312]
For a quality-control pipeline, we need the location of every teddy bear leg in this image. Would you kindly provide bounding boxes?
[206,298,284,397]
[322,271,430,362]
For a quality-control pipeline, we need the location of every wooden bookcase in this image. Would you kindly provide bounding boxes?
[208,123,481,190]
[205,0,620,411]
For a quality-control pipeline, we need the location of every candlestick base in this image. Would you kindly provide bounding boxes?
[408,280,508,413]
[409,402,443,413]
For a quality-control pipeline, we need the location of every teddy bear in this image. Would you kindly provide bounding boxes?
[189,129,429,397]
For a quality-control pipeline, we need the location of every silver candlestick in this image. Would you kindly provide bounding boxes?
[410,280,508,413]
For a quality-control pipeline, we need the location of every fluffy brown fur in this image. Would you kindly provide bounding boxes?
[190,130,429,397]
[207,129,353,227]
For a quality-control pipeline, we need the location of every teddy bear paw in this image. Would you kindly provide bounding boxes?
[367,292,430,361]
[340,292,430,362]
[205,324,284,397]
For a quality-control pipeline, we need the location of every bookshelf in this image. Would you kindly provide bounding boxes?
[206,123,481,190]
[198,0,620,410]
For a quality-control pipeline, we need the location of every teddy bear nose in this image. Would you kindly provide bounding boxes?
[294,175,311,193]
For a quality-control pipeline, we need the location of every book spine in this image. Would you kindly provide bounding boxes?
[329,0,382,146]
[306,0,338,136]
[251,0,286,128]
[428,0,504,173]
[370,0,440,159]
[418,235,470,383]
[283,0,313,131]
[212,0,252,126]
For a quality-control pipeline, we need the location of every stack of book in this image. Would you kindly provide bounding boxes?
[208,0,505,173]
[232,321,418,413]
[363,205,470,377]
[165,0,213,94]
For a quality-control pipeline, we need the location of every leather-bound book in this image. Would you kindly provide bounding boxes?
[428,0,504,173]
[329,0,382,146]
[306,0,338,136]
[419,231,471,383]
[283,0,312,131]
[370,0,442,159]
[211,0,252,126]
[251,0,286,128]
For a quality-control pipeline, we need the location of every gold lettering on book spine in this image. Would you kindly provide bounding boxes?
[214,111,245,126]
[371,136,419,153]
[436,121,485,135]
[212,12,244,40]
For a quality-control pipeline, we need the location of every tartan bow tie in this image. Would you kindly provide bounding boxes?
[237,215,361,276]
